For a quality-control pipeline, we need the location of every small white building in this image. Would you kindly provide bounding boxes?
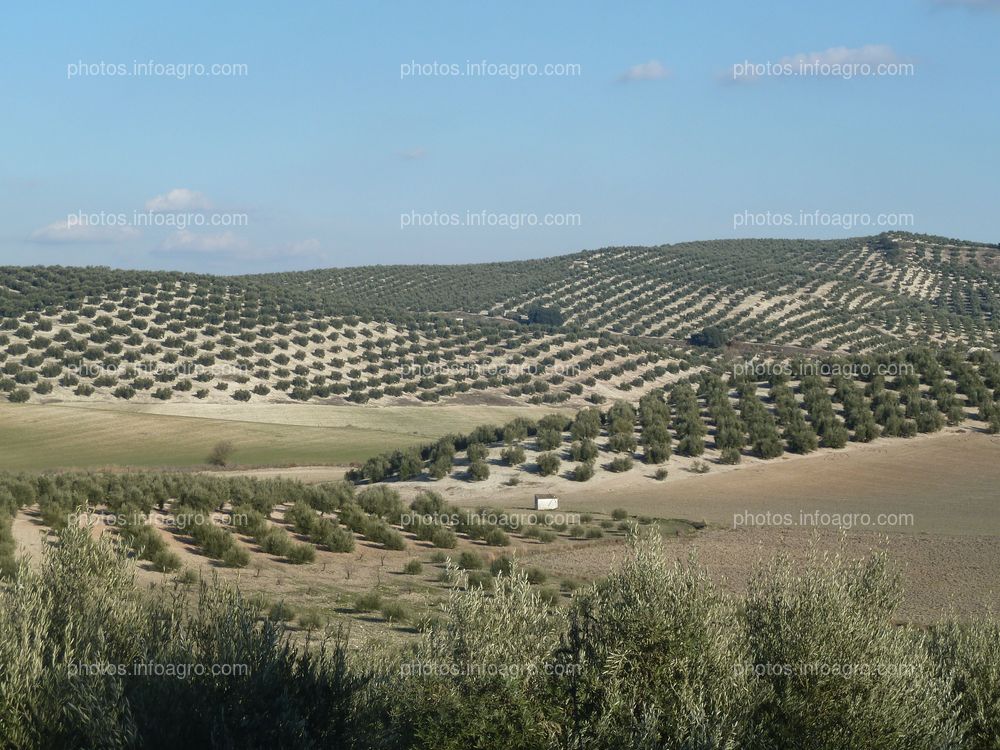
[534,494,559,511]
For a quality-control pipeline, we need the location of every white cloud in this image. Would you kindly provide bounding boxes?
[161,230,246,253]
[782,44,902,68]
[29,219,139,244]
[399,147,427,160]
[618,60,670,82]
[145,188,212,212]
[157,233,325,262]
[730,44,909,83]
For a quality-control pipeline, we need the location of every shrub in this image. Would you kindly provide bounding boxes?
[573,462,594,482]
[559,528,751,747]
[267,600,297,621]
[313,521,355,553]
[354,591,383,612]
[654,467,669,481]
[357,486,404,522]
[403,559,423,575]
[466,571,495,590]
[720,447,742,464]
[207,440,235,467]
[927,619,1000,745]
[430,527,458,549]
[466,443,489,462]
[411,490,447,516]
[112,385,135,400]
[611,508,628,521]
[222,545,250,568]
[501,444,526,466]
[150,548,182,573]
[369,522,406,550]
[490,556,514,576]
[537,452,561,477]
[484,528,510,547]
[608,456,633,472]
[744,547,959,748]
[7,388,29,403]
[260,527,292,557]
[457,551,483,570]
[380,601,410,624]
[537,586,561,606]
[297,610,324,631]
[690,459,710,474]
[174,568,198,585]
[468,461,490,482]
[525,566,548,584]
[286,543,316,565]
[571,439,599,462]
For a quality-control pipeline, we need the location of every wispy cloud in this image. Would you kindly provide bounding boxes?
[729,44,910,83]
[399,147,427,160]
[145,188,212,212]
[29,219,139,244]
[617,60,670,82]
[160,230,246,253]
[157,232,325,262]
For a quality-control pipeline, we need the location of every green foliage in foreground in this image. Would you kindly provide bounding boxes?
[1,525,998,749]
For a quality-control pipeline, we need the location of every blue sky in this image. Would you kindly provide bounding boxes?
[0,0,997,273]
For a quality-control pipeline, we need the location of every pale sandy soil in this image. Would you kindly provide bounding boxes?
[382,426,999,536]
[527,526,1000,624]
[11,429,999,626]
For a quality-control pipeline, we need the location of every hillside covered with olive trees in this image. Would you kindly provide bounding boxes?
[1,233,997,411]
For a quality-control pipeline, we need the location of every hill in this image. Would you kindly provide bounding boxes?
[1,233,998,410]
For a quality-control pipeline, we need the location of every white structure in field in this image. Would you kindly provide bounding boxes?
[534,494,559,510]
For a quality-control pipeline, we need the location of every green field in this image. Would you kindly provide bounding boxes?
[0,402,564,471]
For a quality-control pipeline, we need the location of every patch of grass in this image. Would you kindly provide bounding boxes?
[0,402,563,471]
